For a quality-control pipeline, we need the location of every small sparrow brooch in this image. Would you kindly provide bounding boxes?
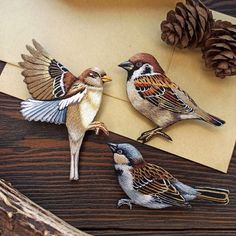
[19,39,112,180]
[118,53,225,143]
[108,143,229,209]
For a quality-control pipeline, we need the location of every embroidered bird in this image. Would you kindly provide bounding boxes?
[19,39,112,180]
[118,53,225,143]
[108,143,229,209]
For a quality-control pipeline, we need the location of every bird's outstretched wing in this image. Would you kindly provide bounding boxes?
[19,40,88,124]
[132,163,190,208]
[134,74,197,114]
[19,39,78,100]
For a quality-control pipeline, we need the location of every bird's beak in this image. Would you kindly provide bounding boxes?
[118,61,134,71]
[102,75,112,83]
[107,143,118,153]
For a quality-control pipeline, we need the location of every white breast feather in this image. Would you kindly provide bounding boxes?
[116,164,152,205]
[80,90,102,128]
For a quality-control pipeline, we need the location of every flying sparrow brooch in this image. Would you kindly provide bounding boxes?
[108,143,229,209]
[119,53,225,143]
[19,39,112,180]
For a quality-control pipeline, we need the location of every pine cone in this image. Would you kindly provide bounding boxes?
[161,0,214,48]
[202,20,236,78]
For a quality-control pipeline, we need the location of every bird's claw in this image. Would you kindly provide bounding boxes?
[138,128,172,143]
[138,131,153,143]
[117,199,133,209]
[88,121,109,136]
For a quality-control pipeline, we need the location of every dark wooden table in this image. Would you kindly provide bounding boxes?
[0,1,235,235]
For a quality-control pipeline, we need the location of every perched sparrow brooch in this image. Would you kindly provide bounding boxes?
[108,143,229,209]
[118,53,225,143]
[19,39,112,180]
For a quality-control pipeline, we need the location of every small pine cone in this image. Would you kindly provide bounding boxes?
[202,20,236,78]
[161,0,214,48]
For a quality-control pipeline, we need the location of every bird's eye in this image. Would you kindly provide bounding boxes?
[90,72,100,79]
[136,62,143,68]
[117,150,123,155]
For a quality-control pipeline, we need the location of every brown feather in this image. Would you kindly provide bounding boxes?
[24,74,51,84]
[35,85,54,100]
[40,86,54,100]
[134,74,195,114]
[31,85,51,99]
[63,72,78,91]
[132,163,188,207]
[22,69,48,77]
[32,39,52,60]
[26,45,50,63]
[129,53,165,74]
[30,79,50,93]
[21,54,50,66]
[19,61,49,71]
[28,79,52,91]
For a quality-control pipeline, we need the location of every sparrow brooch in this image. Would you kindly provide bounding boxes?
[108,143,229,209]
[19,39,112,180]
[118,53,225,143]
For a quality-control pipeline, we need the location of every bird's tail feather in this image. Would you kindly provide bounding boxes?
[196,187,229,205]
[197,109,225,127]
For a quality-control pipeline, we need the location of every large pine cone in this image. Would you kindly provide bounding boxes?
[161,0,214,48]
[202,20,236,78]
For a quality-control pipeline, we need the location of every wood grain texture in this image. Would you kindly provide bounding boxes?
[0,92,235,235]
[0,179,89,236]
[87,230,236,236]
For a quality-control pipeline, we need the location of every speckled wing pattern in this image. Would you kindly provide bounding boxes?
[19,39,77,100]
[134,74,197,114]
[132,163,190,207]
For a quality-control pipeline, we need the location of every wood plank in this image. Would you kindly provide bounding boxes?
[87,230,236,236]
[0,179,89,236]
[0,92,235,233]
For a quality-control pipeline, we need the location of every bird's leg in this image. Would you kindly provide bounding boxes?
[88,121,109,136]
[117,198,133,209]
[74,150,80,180]
[70,154,74,180]
[70,153,78,180]
[137,127,172,143]
[69,135,84,181]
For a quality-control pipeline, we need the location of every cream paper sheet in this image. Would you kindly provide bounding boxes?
[0,0,235,172]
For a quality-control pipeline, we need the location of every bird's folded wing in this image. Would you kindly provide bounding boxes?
[132,164,189,207]
[19,39,77,100]
[134,74,196,114]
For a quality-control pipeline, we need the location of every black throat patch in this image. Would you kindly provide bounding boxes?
[127,70,134,81]
[115,168,124,176]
